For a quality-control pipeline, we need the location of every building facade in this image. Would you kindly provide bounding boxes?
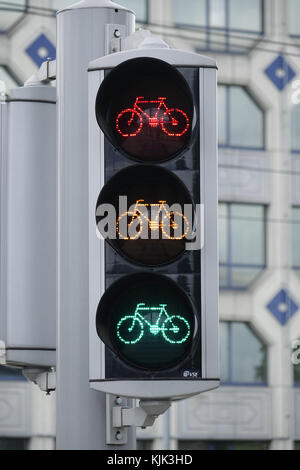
[0,0,300,451]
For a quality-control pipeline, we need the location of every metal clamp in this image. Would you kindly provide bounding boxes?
[106,394,171,445]
[23,368,56,395]
[24,59,56,87]
[39,59,56,82]
[106,24,126,54]
[109,29,170,55]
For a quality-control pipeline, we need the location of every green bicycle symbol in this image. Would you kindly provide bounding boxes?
[117,303,191,345]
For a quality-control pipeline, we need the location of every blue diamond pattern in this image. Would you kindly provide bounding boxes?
[25,33,56,68]
[267,289,298,325]
[265,55,296,91]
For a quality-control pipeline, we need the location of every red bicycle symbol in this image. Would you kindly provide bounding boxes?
[116,96,190,138]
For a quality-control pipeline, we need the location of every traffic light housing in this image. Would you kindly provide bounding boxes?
[88,49,219,400]
[0,84,56,368]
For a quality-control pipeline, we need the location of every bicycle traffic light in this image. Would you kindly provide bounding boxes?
[88,49,219,400]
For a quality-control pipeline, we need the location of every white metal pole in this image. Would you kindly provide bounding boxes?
[56,0,135,450]
[162,410,170,450]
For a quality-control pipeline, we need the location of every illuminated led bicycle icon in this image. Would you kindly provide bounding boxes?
[117,303,191,345]
[116,199,190,241]
[116,96,190,138]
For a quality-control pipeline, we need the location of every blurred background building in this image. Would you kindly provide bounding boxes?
[0,0,300,451]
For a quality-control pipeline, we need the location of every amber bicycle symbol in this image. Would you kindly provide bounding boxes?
[116,200,190,241]
[116,96,190,138]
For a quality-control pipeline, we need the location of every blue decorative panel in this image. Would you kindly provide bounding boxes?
[25,33,56,68]
[267,289,298,325]
[265,55,296,91]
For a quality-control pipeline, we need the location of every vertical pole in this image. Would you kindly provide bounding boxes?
[162,410,170,450]
[56,0,136,450]
[280,2,294,451]
[269,0,293,451]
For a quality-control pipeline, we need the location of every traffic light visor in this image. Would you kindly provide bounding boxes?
[95,57,195,162]
[96,273,196,371]
[96,165,194,266]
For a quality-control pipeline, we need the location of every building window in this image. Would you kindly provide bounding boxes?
[178,440,270,450]
[173,0,264,53]
[289,0,300,36]
[0,66,19,93]
[0,366,26,381]
[218,85,264,149]
[220,322,268,385]
[219,203,266,289]
[0,0,28,33]
[294,360,300,386]
[52,0,148,23]
[117,0,147,22]
[292,207,300,271]
[137,440,153,450]
[51,0,74,11]
[0,439,29,450]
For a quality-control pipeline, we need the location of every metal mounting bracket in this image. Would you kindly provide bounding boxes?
[24,59,56,87]
[118,29,169,52]
[106,24,126,54]
[106,394,171,446]
[106,394,130,445]
[23,368,56,395]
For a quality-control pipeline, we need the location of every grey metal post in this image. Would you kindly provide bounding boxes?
[56,0,136,450]
[162,410,170,450]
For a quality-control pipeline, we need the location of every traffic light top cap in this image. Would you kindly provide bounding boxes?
[88,48,217,72]
[57,0,134,15]
[8,85,56,104]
